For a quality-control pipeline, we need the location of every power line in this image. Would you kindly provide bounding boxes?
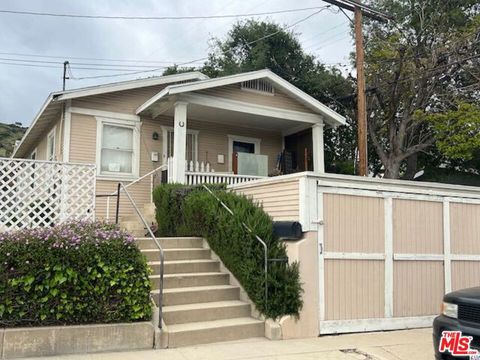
[0,6,332,21]
[0,51,193,64]
[70,7,333,80]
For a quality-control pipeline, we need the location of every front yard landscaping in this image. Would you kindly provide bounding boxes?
[153,184,303,319]
[0,221,152,327]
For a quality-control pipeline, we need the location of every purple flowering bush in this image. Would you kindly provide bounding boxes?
[0,221,152,327]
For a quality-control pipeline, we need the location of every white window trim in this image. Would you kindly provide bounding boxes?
[160,126,199,165]
[46,126,56,161]
[30,147,37,160]
[95,117,141,180]
[227,134,261,172]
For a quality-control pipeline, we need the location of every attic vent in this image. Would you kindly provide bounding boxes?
[241,79,274,95]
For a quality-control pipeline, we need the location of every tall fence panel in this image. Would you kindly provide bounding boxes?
[317,185,480,334]
[0,158,96,231]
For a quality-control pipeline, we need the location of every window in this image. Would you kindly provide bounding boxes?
[96,118,140,178]
[47,128,56,161]
[162,127,198,164]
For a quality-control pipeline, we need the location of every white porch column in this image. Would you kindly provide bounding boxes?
[172,101,188,183]
[312,122,325,173]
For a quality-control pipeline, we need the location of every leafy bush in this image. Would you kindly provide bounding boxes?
[153,184,303,319]
[0,221,152,327]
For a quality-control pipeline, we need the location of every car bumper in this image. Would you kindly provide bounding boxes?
[433,315,480,360]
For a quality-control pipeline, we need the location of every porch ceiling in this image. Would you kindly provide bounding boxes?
[160,102,314,133]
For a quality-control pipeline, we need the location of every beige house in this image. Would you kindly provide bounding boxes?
[12,69,345,217]
[9,68,480,344]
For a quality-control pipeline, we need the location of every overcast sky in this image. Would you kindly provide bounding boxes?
[0,0,354,126]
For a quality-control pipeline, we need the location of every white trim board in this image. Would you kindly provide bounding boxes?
[324,252,386,260]
[63,100,72,162]
[136,69,346,126]
[70,107,140,122]
[55,72,208,101]
[179,93,324,123]
[319,316,435,335]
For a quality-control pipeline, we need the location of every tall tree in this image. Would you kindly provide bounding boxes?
[362,0,480,178]
[201,20,357,173]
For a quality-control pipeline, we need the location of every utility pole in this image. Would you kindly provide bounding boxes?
[63,61,69,91]
[320,0,391,176]
[354,4,367,176]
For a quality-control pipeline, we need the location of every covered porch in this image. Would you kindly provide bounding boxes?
[136,72,339,185]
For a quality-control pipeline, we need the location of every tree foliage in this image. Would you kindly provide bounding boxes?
[201,20,357,173]
[423,102,480,161]
[363,0,480,178]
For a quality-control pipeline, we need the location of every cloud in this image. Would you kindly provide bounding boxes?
[0,0,352,125]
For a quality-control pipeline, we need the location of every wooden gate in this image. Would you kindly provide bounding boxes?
[317,185,480,334]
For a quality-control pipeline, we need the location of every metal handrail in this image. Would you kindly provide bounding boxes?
[201,184,269,312]
[106,164,167,220]
[117,183,165,330]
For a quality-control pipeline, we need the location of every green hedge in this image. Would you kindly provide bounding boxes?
[153,184,303,319]
[0,221,152,327]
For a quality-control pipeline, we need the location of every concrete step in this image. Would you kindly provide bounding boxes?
[163,300,251,325]
[136,237,203,250]
[167,317,265,347]
[149,260,220,275]
[150,272,229,290]
[121,220,145,231]
[141,248,211,262]
[155,285,240,306]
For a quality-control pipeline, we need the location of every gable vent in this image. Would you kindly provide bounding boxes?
[241,79,274,95]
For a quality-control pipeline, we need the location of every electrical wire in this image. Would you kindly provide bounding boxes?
[0,51,188,64]
[70,7,333,80]
[0,6,332,21]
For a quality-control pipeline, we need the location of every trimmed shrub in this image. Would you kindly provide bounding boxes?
[0,221,152,327]
[153,184,303,319]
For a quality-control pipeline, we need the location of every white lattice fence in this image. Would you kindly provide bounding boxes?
[0,158,96,231]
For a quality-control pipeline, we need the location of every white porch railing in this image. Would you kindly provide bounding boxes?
[0,157,96,231]
[166,157,265,185]
[185,172,264,185]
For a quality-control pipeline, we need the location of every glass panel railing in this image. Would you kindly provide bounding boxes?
[237,153,268,176]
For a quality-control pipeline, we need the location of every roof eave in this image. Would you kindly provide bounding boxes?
[136,69,346,126]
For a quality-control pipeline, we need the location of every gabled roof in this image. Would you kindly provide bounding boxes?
[136,69,346,127]
[53,71,209,101]
[12,72,208,158]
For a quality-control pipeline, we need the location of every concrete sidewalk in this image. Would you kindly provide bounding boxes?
[22,328,434,360]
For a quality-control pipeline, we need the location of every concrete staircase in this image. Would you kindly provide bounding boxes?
[136,236,265,347]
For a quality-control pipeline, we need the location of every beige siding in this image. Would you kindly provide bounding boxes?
[71,84,167,114]
[325,259,384,320]
[450,202,480,254]
[393,199,443,254]
[324,194,384,253]
[151,115,283,174]
[452,261,480,291]
[234,178,299,221]
[196,84,313,113]
[70,113,96,163]
[393,261,444,317]
[70,113,162,218]
[26,117,63,161]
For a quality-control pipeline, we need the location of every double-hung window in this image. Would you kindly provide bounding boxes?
[97,118,140,178]
[162,126,198,164]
